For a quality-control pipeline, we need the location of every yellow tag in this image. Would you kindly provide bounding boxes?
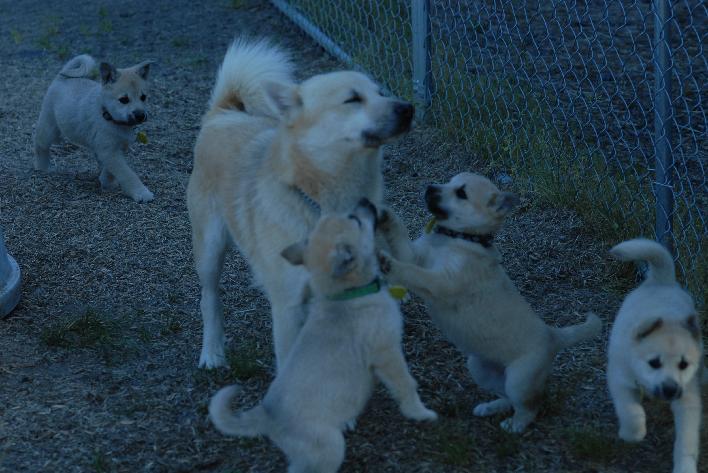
[136,131,148,144]
[424,217,436,234]
[388,285,408,300]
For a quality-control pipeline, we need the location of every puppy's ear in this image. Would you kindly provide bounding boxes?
[488,192,519,216]
[683,315,701,340]
[281,241,306,266]
[100,62,118,84]
[331,243,356,278]
[635,318,663,341]
[263,81,301,116]
[134,60,156,80]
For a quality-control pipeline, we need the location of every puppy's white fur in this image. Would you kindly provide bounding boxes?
[34,55,155,202]
[378,172,601,432]
[209,201,436,473]
[187,39,414,368]
[608,238,703,473]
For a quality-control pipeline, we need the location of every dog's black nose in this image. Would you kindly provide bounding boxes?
[394,102,414,120]
[134,110,146,123]
[425,185,440,199]
[660,381,681,400]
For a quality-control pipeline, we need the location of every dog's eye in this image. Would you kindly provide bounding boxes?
[678,359,689,370]
[140,94,146,102]
[648,358,662,369]
[455,186,467,200]
[344,93,362,104]
[119,96,130,104]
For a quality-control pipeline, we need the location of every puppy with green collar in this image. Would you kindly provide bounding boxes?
[34,54,155,202]
[209,199,436,473]
[377,172,601,433]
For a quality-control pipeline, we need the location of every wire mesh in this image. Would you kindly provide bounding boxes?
[272,0,707,298]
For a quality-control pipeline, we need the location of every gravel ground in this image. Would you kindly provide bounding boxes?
[0,1,705,472]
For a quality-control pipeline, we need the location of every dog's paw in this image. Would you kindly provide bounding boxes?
[198,349,227,369]
[130,187,154,203]
[407,406,438,422]
[673,461,697,473]
[500,417,529,434]
[618,421,646,442]
[377,250,392,274]
[473,400,512,417]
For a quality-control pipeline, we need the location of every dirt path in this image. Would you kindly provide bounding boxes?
[0,1,704,472]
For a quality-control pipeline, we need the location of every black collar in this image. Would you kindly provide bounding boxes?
[101,107,134,127]
[434,226,494,248]
[293,185,321,215]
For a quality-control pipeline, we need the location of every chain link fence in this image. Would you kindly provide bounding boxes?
[271,0,707,298]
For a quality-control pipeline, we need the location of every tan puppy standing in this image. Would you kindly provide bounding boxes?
[187,39,414,368]
[34,54,155,202]
[209,200,436,473]
[608,239,703,473]
[378,172,601,432]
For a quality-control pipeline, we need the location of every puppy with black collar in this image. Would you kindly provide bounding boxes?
[378,172,601,432]
[34,54,155,202]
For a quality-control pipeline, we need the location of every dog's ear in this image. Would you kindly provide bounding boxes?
[281,241,306,266]
[488,192,519,216]
[683,315,701,340]
[134,60,156,80]
[331,243,356,278]
[100,62,118,84]
[263,81,301,116]
[635,318,663,341]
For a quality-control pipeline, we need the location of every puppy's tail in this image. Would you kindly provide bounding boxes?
[610,238,676,285]
[58,54,97,79]
[551,312,602,351]
[209,38,294,117]
[208,385,271,437]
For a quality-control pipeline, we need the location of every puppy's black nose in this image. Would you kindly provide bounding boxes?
[394,102,414,120]
[134,110,146,123]
[425,185,440,199]
[660,381,681,400]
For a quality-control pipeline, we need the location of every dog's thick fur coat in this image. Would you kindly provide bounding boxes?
[608,238,703,473]
[35,55,155,202]
[187,39,414,368]
[209,202,436,473]
[378,172,601,432]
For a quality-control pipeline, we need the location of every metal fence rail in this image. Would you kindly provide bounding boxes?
[272,0,707,297]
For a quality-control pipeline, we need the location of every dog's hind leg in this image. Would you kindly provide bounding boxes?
[279,426,345,473]
[500,352,553,433]
[670,379,701,473]
[34,108,60,171]
[467,355,512,416]
[192,211,229,368]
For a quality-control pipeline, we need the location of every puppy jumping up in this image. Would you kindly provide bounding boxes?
[608,239,703,473]
[35,55,155,202]
[378,172,601,432]
[209,200,436,473]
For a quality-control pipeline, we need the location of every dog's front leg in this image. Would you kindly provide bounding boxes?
[378,251,454,299]
[373,346,437,422]
[671,379,701,473]
[376,207,416,263]
[609,379,647,442]
[99,153,153,202]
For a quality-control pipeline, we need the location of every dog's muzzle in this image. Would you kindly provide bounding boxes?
[425,185,448,220]
[361,101,415,148]
[654,380,682,401]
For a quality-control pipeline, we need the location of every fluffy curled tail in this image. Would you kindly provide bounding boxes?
[610,238,676,285]
[551,312,602,351]
[209,38,294,117]
[208,385,270,437]
[58,54,96,79]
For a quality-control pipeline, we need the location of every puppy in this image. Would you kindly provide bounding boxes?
[34,55,155,202]
[209,199,436,473]
[608,238,703,473]
[187,39,414,368]
[377,172,601,432]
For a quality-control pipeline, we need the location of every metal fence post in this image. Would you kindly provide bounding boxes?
[411,0,431,116]
[652,0,674,254]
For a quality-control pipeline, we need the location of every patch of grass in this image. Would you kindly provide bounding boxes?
[159,313,183,337]
[10,29,22,44]
[171,37,189,48]
[193,342,271,386]
[98,6,112,33]
[36,16,70,59]
[430,421,477,466]
[91,449,111,473]
[564,427,636,464]
[491,429,521,459]
[229,0,246,8]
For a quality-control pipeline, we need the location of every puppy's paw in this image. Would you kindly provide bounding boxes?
[618,421,646,442]
[130,187,154,203]
[406,406,438,422]
[500,417,530,434]
[377,250,393,274]
[400,397,438,422]
[198,348,227,369]
[673,461,697,473]
[473,399,512,417]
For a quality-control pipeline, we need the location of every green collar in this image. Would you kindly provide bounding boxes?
[327,278,382,301]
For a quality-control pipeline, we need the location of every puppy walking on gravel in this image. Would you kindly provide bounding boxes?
[34,54,155,202]
[209,200,436,473]
[377,172,601,432]
[187,39,415,369]
[608,239,703,473]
